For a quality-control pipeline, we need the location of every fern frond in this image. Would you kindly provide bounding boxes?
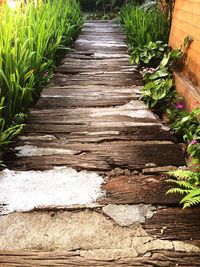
[167,170,194,180]
[166,169,200,208]
[183,196,200,209]
[174,181,195,189]
[166,188,189,195]
[166,179,180,184]
[180,189,200,203]
[166,179,194,189]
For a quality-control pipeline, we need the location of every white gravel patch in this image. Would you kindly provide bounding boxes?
[0,167,104,214]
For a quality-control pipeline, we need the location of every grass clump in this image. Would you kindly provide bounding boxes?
[0,0,83,149]
[121,4,169,48]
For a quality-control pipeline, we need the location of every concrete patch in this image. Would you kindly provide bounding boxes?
[173,241,200,253]
[0,211,146,251]
[0,210,199,257]
[0,167,104,214]
[102,204,157,226]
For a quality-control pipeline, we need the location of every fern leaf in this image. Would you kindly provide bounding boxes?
[174,181,195,190]
[183,196,200,209]
[166,179,194,189]
[166,188,189,195]
[167,170,194,180]
[180,189,200,204]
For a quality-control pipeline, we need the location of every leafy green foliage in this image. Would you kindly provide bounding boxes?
[167,107,200,165]
[140,0,175,25]
[168,107,200,143]
[130,41,168,66]
[187,142,200,166]
[120,2,181,111]
[166,170,200,208]
[141,49,182,109]
[0,0,83,149]
[141,78,175,109]
[121,4,169,47]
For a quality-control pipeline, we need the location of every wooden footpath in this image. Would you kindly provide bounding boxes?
[1,21,200,266]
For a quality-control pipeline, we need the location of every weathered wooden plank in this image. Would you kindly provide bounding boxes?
[40,85,140,92]
[55,66,135,74]
[143,207,200,241]
[17,115,175,142]
[76,36,126,42]
[81,32,125,37]
[23,123,173,138]
[36,95,134,108]
[0,250,200,266]
[56,59,133,73]
[27,105,158,124]
[16,132,175,144]
[84,22,121,27]
[82,28,123,33]
[36,85,141,108]
[26,115,157,125]
[75,44,127,52]
[65,51,130,60]
[56,66,135,73]
[53,71,140,78]
[60,58,130,65]
[5,141,185,171]
[99,174,180,205]
[52,73,142,86]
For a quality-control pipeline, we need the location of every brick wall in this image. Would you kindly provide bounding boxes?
[169,0,200,110]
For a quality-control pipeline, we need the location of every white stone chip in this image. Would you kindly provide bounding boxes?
[103,204,157,226]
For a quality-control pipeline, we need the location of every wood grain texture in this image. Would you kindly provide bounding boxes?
[100,174,181,205]
[5,141,185,171]
[1,250,200,266]
[143,207,200,241]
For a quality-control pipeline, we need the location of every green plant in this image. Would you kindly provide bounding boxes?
[187,140,200,165]
[0,0,83,149]
[168,107,200,143]
[166,170,200,208]
[141,48,181,109]
[121,4,169,47]
[140,0,175,25]
[167,107,200,165]
[130,41,168,66]
[141,77,175,109]
[0,124,23,148]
